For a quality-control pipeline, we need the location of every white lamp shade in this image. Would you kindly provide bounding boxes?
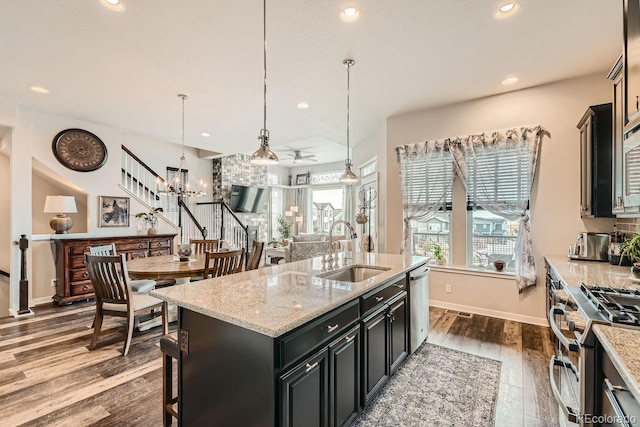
[44,195,77,214]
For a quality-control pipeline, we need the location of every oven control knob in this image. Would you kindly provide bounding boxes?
[565,312,585,333]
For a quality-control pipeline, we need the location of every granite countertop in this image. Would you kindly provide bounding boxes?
[545,255,639,289]
[151,252,427,338]
[592,324,640,402]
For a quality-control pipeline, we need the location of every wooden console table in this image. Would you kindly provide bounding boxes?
[53,234,176,305]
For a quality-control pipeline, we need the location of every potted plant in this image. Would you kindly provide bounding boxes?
[493,259,506,272]
[433,244,446,265]
[276,215,292,243]
[620,231,640,277]
[135,207,163,235]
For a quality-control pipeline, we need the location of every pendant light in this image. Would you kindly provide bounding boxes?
[340,59,358,183]
[250,0,278,165]
[156,94,206,197]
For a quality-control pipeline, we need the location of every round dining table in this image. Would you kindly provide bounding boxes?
[127,253,207,283]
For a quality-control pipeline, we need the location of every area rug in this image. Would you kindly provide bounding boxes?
[352,344,501,426]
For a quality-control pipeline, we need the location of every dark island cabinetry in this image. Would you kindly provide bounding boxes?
[53,234,176,304]
[362,280,408,405]
[177,273,411,427]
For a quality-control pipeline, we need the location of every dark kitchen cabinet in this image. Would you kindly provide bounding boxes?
[328,325,360,427]
[280,349,329,427]
[389,295,409,374]
[577,103,613,218]
[361,287,408,406]
[625,0,640,132]
[609,56,626,215]
[281,324,361,427]
[362,305,389,404]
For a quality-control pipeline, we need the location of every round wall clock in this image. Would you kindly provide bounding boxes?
[52,128,108,172]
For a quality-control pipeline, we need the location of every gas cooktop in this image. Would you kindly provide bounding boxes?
[580,283,640,326]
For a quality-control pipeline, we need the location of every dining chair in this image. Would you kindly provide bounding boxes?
[88,244,156,293]
[85,253,168,356]
[190,239,220,254]
[246,241,264,271]
[202,248,245,279]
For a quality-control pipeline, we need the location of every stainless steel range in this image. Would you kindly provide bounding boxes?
[548,273,640,426]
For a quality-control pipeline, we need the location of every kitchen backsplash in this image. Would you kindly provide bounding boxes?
[616,217,640,233]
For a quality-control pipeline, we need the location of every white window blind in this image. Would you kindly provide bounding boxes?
[467,145,531,209]
[403,154,453,210]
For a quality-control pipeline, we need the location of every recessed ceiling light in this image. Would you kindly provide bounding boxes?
[341,7,360,22]
[495,2,518,18]
[502,76,519,85]
[201,132,211,137]
[297,102,309,109]
[30,86,49,94]
[100,0,125,12]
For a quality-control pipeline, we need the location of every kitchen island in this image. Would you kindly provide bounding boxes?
[151,252,427,426]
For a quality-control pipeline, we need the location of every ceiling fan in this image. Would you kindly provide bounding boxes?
[287,150,317,163]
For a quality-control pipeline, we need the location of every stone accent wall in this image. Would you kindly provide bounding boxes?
[211,154,269,242]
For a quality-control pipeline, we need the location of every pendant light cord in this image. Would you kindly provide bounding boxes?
[179,94,187,156]
[262,0,267,134]
[346,61,350,162]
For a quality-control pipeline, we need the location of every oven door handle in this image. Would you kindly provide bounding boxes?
[549,306,580,352]
[549,355,580,424]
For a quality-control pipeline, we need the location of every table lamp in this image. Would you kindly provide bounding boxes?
[44,195,77,234]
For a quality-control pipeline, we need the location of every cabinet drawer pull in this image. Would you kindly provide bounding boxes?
[139,243,145,248]
[345,334,355,343]
[83,285,89,291]
[605,378,627,393]
[375,296,384,302]
[394,283,405,289]
[82,272,89,278]
[327,324,339,333]
[305,361,318,372]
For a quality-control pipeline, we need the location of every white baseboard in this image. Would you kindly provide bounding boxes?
[430,299,547,326]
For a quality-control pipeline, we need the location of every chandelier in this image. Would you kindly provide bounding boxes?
[250,0,278,165]
[157,94,206,197]
[339,59,358,183]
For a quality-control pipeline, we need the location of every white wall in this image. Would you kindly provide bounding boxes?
[15,108,212,305]
[0,148,9,317]
[385,72,617,322]
[353,123,387,251]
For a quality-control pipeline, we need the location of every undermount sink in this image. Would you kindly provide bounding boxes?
[316,265,390,282]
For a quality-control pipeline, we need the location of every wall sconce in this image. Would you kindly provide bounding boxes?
[44,195,77,234]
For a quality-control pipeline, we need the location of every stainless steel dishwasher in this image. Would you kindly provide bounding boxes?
[409,263,430,353]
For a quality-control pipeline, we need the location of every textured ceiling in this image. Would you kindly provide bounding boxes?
[0,0,623,163]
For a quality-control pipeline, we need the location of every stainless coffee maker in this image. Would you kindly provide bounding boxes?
[568,232,609,261]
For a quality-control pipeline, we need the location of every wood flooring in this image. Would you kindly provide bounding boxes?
[0,302,559,426]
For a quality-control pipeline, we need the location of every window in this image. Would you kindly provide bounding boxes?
[405,151,453,260]
[269,187,283,241]
[412,212,451,260]
[310,171,343,185]
[311,187,344,233]
[466,143,531,270]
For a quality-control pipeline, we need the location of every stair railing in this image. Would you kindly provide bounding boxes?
[121,145,250,261]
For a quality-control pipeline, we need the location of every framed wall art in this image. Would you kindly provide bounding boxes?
[99,196,130,227]
[296,173,309,185]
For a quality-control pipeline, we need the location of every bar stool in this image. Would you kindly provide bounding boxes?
[161,333,179,426]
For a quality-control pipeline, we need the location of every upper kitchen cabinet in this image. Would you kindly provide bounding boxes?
[577,103,614,218]
[624,0,640,132]
[609,56,625,215]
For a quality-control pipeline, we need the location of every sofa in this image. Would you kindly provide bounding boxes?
[281,233,353,263]
[283,234,330,263]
